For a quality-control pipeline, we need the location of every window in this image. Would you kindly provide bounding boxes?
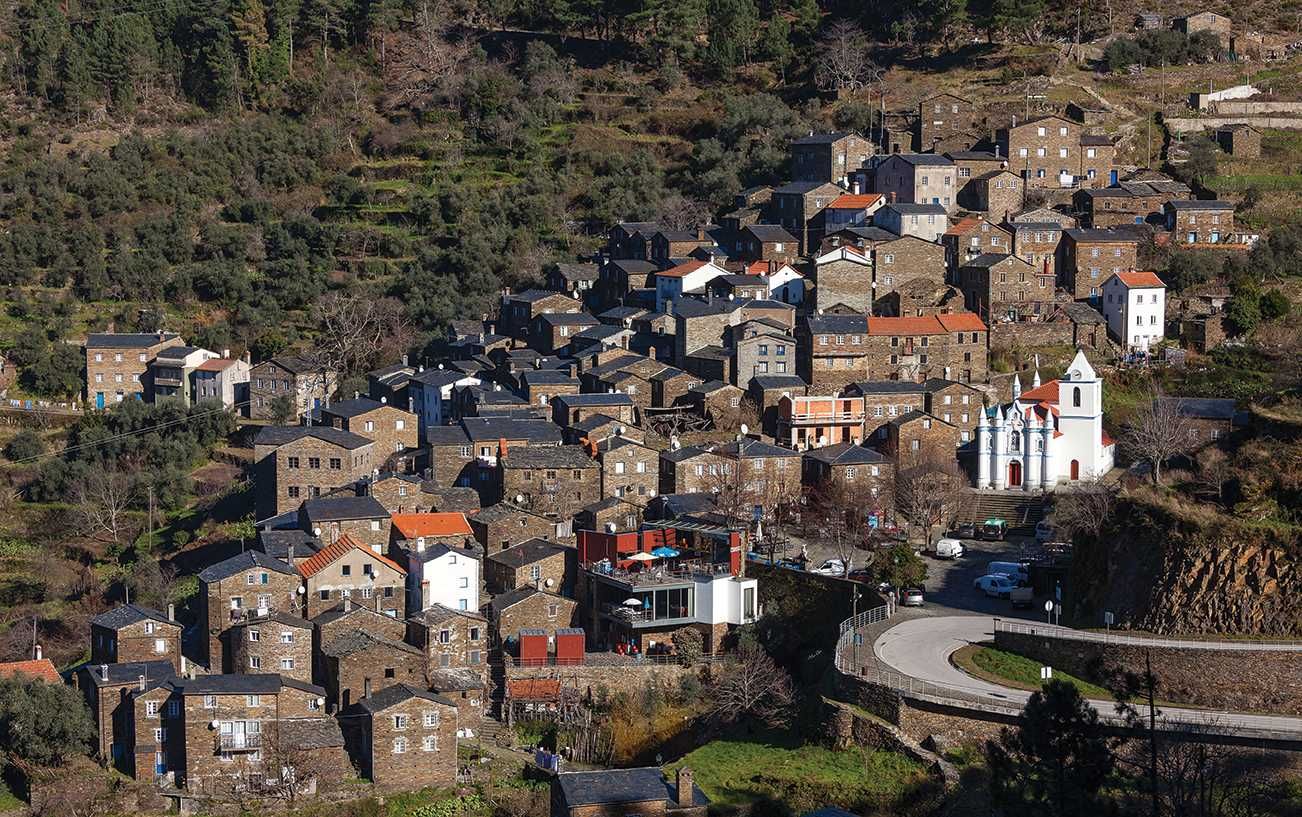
[845,467,857,479]
[361,587,374,599]
[246,695,261,707]
[423,736,437,752]
[308,457,320,469]
[146,701,160,716]
[1073,387,1081,408]
[154,727,165,743]
[249,656,261,669]
[330,458,341,470]
[529,565,542,581]
[424,711,440,727]
[394,714,409,729]
[248,629,261,642]
[280,631,294,644]
[393,737,407,754]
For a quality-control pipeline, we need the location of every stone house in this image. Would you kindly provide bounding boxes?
[552,767,708,817]
[875,203,949,242]
[861,313,989,384]
[942,217,1014,274]
[485,539,575,595]
[765,181,843,254]
[489,587,580,646]
[390,512,476,557]
[249,356,338,421]
[813,245,874,313]
[790,132,872,184]
[498,445,601,520]
[406,605,487,677]
[922,379,985,443]
[1060,229,1140,301]
[338,684,458,789]
[298,534,407,620]
[997,116,1114,189]
[546,262,599,296]
[657,446,727,495]
[685,381,747,430]
[1009,222,1065,280]
[361,472,430,515]
[652,367,699,409]
[749,374,809,437]
[252,426,375,519]
[876,280,964,318]
[739,225,800,265]
[427,668,485,732]
[800,443,894,503]
[796,313,871,393]
[650,228,715,264]
[731,322,797,390]
[844,381,930,438]
[575,497,645,534]
[1011,207,1078,228]
[192,355,251,410]
[1175,10,1231,42]
[883,411,961,466]
[597,259,659,307]
[607,222,662,261]
[872,237,948,311]
[711,438,803,497]
[84,332,183,407]
[74,660,176,768]
[591,437,660,504]
[565,413,645,446]
[1215,124,1261,157]
[149,345,219,406]
[367,361,417,408]
[501,289,585,339]
[312,602,407,681]
[872,154,958,212]
[318,398,418,471]
[959,254,1054,321]
[298,495,391,551]
[226,612,313,684]
[321,629,426,709]
[426,418,563,493]
[521,369,582,410]
[90,604,182,673]
[529,312,602,355]
[551,393,637,428]
[948,150,1007,207]
[470,502,558,554]
[1165,200,1236,245]
[196,550,301,673]
[1158,397,1240,448]
[971,171,1024,223]
[1075,188,1157,229]
[817,194,886,239]
[919,94,982,153]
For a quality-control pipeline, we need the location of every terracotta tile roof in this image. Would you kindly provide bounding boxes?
[0,659,61,683]
[1102,432,1115,446]
[392,513,473,539]
[297,534,406,579]
[655,260,707,279]
[507,679,561,700]
[196,358,238,372]
[828,193,884,209]
[936,313,988,332]
[866,316,946,336]
[1113,270,1166,288]
[943,217,982,236]
[1018,380,1061,404]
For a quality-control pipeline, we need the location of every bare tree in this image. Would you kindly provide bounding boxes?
[893,456,967,547]
[1122,390,1193,484]
[816,21,877,93]
[1048,483,1117,540]
[656,194,711,233]
[1195,446,1233,505]
[74,468,137,544]
[708,642,794,727]
[385,0,477,108]
[802,478,873,577]
[256,723,337,807]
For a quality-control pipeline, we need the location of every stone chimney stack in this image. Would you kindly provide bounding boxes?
[675,767,695,807]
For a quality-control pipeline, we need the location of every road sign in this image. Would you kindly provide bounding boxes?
[1043,600,1053,612]
[1104,611,1115,626]
[1040,666,1053,680]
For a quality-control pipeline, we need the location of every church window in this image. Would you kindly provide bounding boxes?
[1072,387,1081,408]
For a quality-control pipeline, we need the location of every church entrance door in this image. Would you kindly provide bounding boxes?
[1008,461,1022,487]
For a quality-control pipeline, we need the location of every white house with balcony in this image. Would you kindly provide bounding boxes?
[1101,271,1166,351]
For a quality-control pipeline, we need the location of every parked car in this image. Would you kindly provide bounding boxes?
[976,519,1008,540]
[900,588,924,607]
[928,538,964,559]
[847,568,874,583]
[949,522,976,539]
[973,574,1018,598]
[1034,520,1055,543]
[987,560,1029,582]
[811,559,845,576]
[1010,586,1035,609]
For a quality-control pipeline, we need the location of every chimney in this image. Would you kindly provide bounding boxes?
[100,664,108,681]
[567,363,577,378]
[354,391,359,400]
[676,767,695,807]
[363,678,372,699]
[487,323,496,335]
[499,437,508,458]
[647,346,656,361]
[138,674,147,691]
[167,603,175,621]
[33,644,41,661]
[222,348,230,359]
[852,179,862,195]
[888,192,896,204]
[402,354,409,366]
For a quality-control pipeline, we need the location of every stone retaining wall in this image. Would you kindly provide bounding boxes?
[505,659,707,700]
[994,629,1302,715]
[1166,116,1302,134]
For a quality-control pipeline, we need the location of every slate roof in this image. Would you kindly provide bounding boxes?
[489,586,568,615]
[320,397,390,418]
[86,332,181,348]
[428,668,487,691]
[886,153,955,167]
[300,495,389,521]
[470,502,551,525]
[750,374,807,390]
[1062,302,1106,324]
[410,369,472,388]
[744,224,798,242]
[1166,199,1235,211]
[198,550,297,583]
[90,603,175,630]
[555,769,709,808]
[1064,228,1139,243]
[773,181,834,195]
[409,603,487,626]
[833,225,899,242]
[802,442,888,466]
[847,381,928,395]
[486,539,569,568]
[321,629,422,658]
[553,263,599,282]
[554,393,635,408]
[462,417,563,444]
[155,345,203,360]
[258,355,328,375]
[804,314,868,333]
[169,673,287,695]
[881,203,948,215]
[501,446,596,469]
[537,312,600,327]
[712,438,800,459]
[1158,397,1237,420]
[226,610,312,630]
[77,660,176,688]
[253,425,373,450]
[961,253,1028,270]
[792,131,853,145]
[889,409,954,428]
[342,683,457,715]
[279,718,346,750]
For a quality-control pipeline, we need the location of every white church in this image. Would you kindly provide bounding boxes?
[974,349,1115,491]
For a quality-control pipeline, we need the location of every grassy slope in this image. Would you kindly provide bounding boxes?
[666,728,926,809]
[952,644,1116,699]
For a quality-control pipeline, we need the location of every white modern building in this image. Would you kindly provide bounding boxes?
[654,260,729,312]
[409,368,482,440]
[975,349,1115,490]
[1101,270,1166,351]
[407,544,480,613]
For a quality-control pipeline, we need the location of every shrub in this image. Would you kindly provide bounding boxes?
[4,429,44,461]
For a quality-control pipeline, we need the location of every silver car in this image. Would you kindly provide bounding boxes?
[900,588,924,607]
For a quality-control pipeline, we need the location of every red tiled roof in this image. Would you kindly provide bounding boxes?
[392,513,473,539]
[936,313,988,332]
[943,217,982,236]
[867,316,945,336]
[1018,380,1061,404]
[828,193,884,209]
[1113,270,1166,288]
[656,260,707,279]
[196,358,238,372]
[1102,432,1115,446]
[298,534,406,579]
[0,659,61,683]
[507,679,561,700]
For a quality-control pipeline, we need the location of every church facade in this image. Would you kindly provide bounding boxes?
[974,349,1114,490]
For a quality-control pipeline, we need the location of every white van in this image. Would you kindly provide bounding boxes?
[987,560,1028,581]
[930,538,964,559]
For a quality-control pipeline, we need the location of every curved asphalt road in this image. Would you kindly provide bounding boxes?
[873,616,1302,737]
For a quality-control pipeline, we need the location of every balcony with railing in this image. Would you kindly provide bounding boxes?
[583,560,733,590]
[216,732,262,752]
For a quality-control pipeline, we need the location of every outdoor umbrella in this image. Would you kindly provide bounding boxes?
[622,597,642,607]
[626,552,656,562]
[650,546,680,558]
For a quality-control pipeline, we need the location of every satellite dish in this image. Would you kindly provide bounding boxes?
[605,523,616,532]
[617,425,626,436]
[545,578,554,588]
[515,494,525,504]
[740,423,749,436]
[210,720,220,729]
[437,363,444,369]
[296,586,305,594]
[1043,600,1054,613]
[670,435,680,451]
[312,528,321,536]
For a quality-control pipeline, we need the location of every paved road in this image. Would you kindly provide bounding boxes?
[873,616,1302,738]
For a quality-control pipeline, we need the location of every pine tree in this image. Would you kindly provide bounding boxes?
[706,0,759,72]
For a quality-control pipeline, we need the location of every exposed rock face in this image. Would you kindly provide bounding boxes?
[1070,497,1301,636]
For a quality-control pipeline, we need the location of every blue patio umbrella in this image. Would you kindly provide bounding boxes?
[650,546,680,558]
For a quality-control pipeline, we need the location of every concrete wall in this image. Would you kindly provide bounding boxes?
[1209,101,1302,115]
[994,629,1302,715]
[1166,116,1302,134]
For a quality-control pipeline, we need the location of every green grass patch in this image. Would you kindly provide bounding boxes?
[1209,174,1302,192]
[956,644,1114,699]
[0,778,22,810]
[666,728,929,811]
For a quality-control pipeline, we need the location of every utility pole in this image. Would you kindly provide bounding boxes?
[148,484,154,553]
[1146,650,1159,817]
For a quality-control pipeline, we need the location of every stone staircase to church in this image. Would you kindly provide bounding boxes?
[956,490,1046,537]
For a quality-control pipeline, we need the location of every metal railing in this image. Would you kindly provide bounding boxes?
[993,619,1302,650]
[216,733,262,752]
[505,651,727,667]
